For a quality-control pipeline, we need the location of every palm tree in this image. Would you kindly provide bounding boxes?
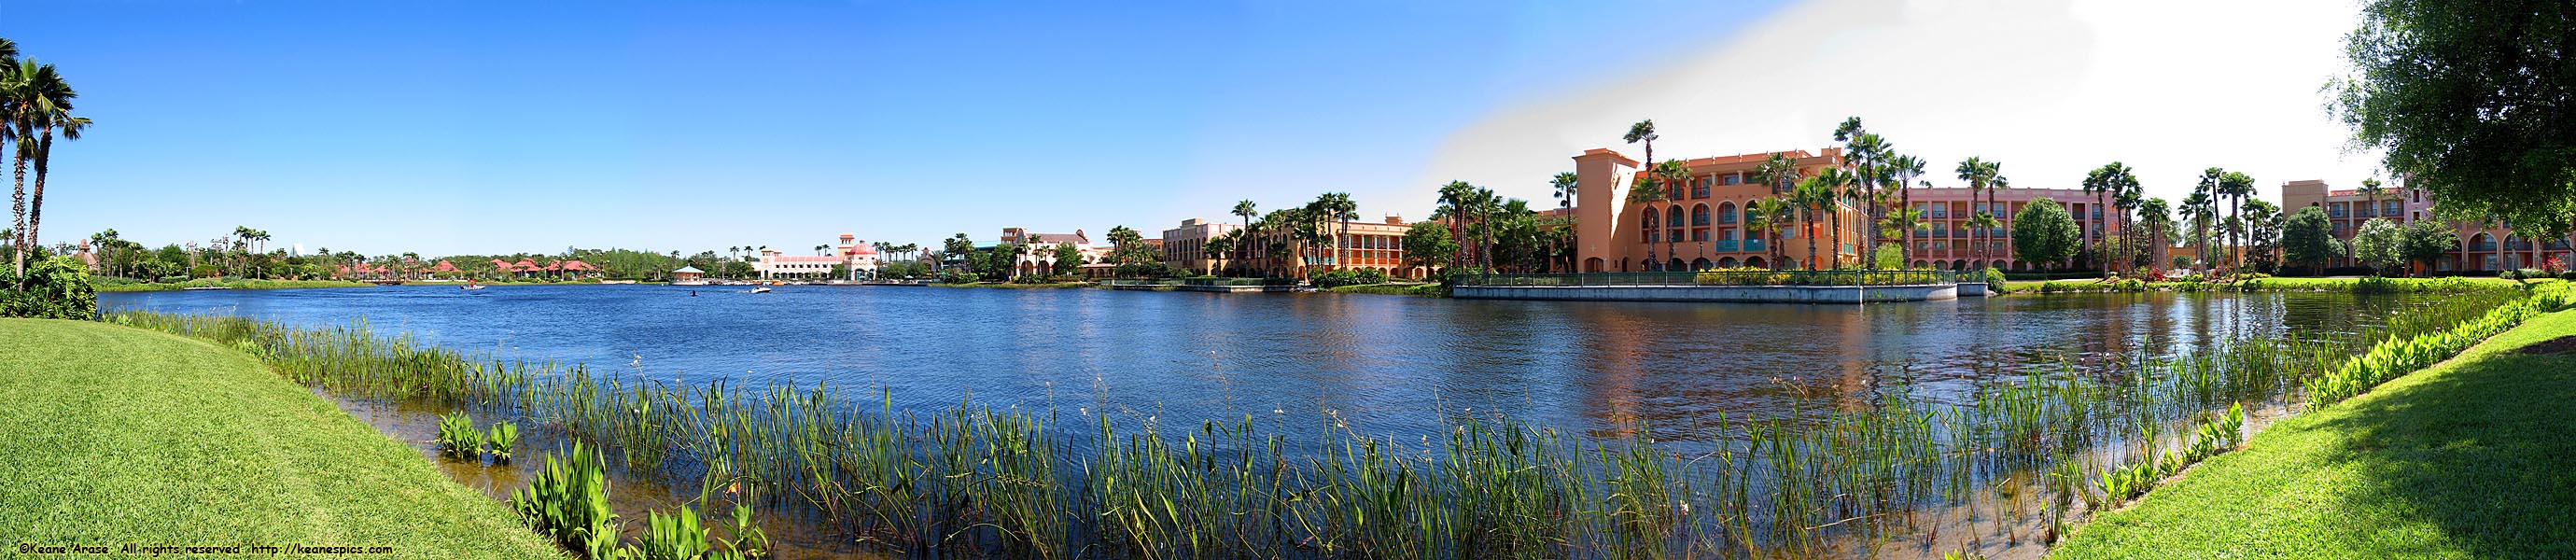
[1747,198,1785,271]
[1436,181,1477,272]
[6,59,78,276]
[1813,167,1856,269]
[1955,157,2003,266]
[1888,154,1925,264]
[1324,192,1357,273]
[2191,169,2222,271]
[2115,174,2147,274]
[1965,213,2000,266]
[2082,162,2138,278]
[1794,175,1836,271]
[1648,160,1689,270]
[1204,231,1236,276]
[1624,119,1658,179]
[2182,186,2214,272]
[2218,171,2255,273]
[1550,172,1579,212]
[1230,200,1257,270]
[1880,207,1924,268]
[1845,133,1890,265]
[2139,197,2172,271]
[23,109,84,272]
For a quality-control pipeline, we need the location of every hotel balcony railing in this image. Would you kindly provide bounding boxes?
[1718,216,1737,225]
[1454,269,1959,287]
[1745,239,1766,252]
[2330,210,2348,218]
[1716,240,1740,252]
[2471,243,2499,251]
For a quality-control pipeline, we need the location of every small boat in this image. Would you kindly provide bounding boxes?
[749,287,773,294]
[463,281,486,291]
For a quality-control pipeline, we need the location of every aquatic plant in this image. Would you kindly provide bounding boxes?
[488,421,520,463]
[2311,284,2569,406]
[631,505,710,560]
[437,411,483,460]
[511,441,619,557]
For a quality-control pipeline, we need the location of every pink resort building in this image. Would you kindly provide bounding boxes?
[755,233,881,280]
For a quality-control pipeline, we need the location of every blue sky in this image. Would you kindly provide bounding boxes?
[10,0,1778,256]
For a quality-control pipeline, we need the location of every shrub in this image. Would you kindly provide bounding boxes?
[2115,278,2146,292]
[1982,267,2007,289]
[1,256,100,319]
[1312,268,1389,288]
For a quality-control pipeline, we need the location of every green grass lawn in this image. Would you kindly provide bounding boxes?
[93,278,380,292]
[2051,305,2576,559]
[2002,275,2534,294]
[1325,282,1441,296]
[0,318,560,559]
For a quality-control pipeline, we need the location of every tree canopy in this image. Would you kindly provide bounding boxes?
[2332,1,2576,235]
[2010,198,2080,271]
[2282,206,2343,273]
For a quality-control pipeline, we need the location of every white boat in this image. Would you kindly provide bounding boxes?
[463,281,486,291]
[749,287,773,294]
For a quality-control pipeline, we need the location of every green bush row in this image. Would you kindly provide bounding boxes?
[2308,283,2570,406]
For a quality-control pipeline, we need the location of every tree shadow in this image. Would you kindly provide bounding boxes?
[2302,350,2576,557]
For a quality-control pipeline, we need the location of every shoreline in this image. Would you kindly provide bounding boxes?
[2051,290,2576,557]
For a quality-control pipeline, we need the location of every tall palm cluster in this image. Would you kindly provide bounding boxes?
[3,36,92,280]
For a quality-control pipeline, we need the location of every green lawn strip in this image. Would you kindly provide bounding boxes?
[94,279,380,292]
[1325,283,1439,296]
[2051,306,2576,559]
[2002,276,2532,294]
[0,318,560,559]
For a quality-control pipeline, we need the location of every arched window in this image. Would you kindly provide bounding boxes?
[1718,257,1740,268]
[1716,202,1738,225]
[1691,258,1711,270]
[1667,206,1686,227]
[1642,209,1659,229]
[1691,204,1711,227]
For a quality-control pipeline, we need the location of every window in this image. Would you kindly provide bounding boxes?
[1691,204,1711,227]
[1723,175,1741,186]
[1691,229,1708,242]
[1692,179,1709,199]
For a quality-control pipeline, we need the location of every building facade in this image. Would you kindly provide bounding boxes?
[755,233,880,280]
[1160,218,1242,275]
[998,227,1099,277]
[2280,179,2574,272]
[1894,186,2125,271]
[1228,215,1430,278]
[1574,147,2127,273]
[1574,147,1865,273]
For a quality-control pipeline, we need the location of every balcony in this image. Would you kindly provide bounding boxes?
[1716,240,1740,252]
[1744,239,1766,252]
[1717,216,1737,225]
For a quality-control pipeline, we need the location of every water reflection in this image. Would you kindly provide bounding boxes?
[105,286,2435,449]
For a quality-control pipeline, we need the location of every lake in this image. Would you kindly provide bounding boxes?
[101,284,2437,448]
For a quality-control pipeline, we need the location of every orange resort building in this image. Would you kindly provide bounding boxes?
[755,233,880,280]
[1573,147,2123,273]
[1185,215,1430,278]
[2281,180,2574,272]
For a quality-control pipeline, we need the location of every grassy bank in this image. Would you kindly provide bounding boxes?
[1325,282,1442,296]
[2001,275,2536,294]
[94,278,377,292]
[0,319,559,558]
[2051,301,2576,558]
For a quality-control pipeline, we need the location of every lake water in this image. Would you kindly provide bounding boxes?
[102,284,2435,448]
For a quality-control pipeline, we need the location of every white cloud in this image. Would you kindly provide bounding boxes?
[1416,0,2378,207]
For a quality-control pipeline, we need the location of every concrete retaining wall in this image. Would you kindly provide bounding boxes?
[1110,284,1300,293]
[1958,282,1990,297]
[1451,284,1958,303]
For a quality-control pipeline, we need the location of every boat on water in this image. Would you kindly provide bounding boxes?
[463,281,486,291]
[749,287,773,294]
[180,287,232,291]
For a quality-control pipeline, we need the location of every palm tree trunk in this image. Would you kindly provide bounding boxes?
[10,147,26,277]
